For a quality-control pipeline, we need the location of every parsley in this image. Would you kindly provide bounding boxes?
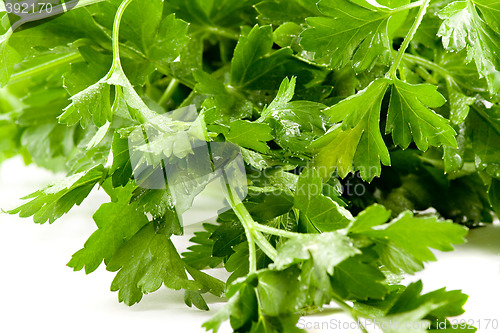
[2,0,500,331]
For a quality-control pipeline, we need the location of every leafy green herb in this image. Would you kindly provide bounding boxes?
[3,0,500,331]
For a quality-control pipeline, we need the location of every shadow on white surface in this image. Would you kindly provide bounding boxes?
[466,223,500,254]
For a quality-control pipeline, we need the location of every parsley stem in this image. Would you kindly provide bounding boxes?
[418,155,477,174]
[230,197,278,263]
[231,203,258,272]
[355,316,369,333]
[330,295,369,333]
[402,53,453,78]
[222,180,258,272]
[9,51,82,84]
[402,53,484,92]
[159,79,179,106]
[203,26,240,41]
[252,223,300,238]
[156,64,197,88]
[110,0,135,73]
[390,0,424,13]
[386,0,430,79]
[222,173,279,268]
[253,230,278,260]
[179,90,197,108]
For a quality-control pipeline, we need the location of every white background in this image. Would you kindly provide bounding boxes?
[1,157,499,333]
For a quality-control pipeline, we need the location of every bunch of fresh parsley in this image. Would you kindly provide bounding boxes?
[1,0,499,331]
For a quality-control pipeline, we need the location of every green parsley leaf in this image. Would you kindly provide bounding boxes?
[467,100,500,178]
[194,70,253,122]
[330,254,388,300]
[272,232,360,274]
[67,184,149,273]
[0,41,21,86]
[260,77,327,155]
[220,120,273,153]
[359,209,468,273]
[310,79,391,181]
[106,222,201,305]
[300,0,408,71]
[230,25,293,90]
[8,165,104,224]
[387,78,457,151]
[438,0,500,94]
[295,167,352,231]
[255,0,320,25]
[2,1,491,331]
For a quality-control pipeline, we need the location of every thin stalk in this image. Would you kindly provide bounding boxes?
[252,223,301,238]
[252,230,277,260]
[109,0,134,74]
[353,315,369,333]
[230,201,258,272]
[414,66,438,85]
[179,90,197,108]
[9,52,82,84]
[390,0,424,13]
[403,53,485,92]
[202,26,240,40]
[117,42,197,89]
[222,171,280,268]
[418,155,477,176]
[159,79,179,106]
[223,179,257,272]
[230,197,278,262]
[403,53,454,78]
[386,0,430,79]
[0,30,13,45]
[330,295,369,333]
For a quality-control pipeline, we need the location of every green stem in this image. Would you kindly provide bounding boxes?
[252,230,278,260]
[233,202,278,261]
[113,41,197,88]
[228,194,258,272]
[354,315,369,333]
[402,53,484,92]
[9,52,82,84]
[386,0,430,79]
[159,79,179,106]
[0,30,13,45]
[179,90,197,108]
[252,223,301,238]
[118,42,147,61]
[222,173,279,269]
[414,67,438,85]
[109,0,135,74]
[390,0,424,13]
[403,53,453,78]
[222,174,258,272]
[330,295,369,333]
[230,196,278,262]
[201,25,240,40]
[418,155,477,176]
